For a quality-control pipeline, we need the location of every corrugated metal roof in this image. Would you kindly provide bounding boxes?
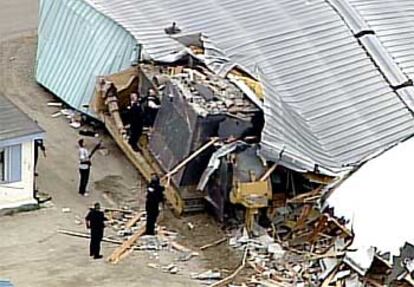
[37,0,414,173]
[36,0,138,115]
[346,0,414,82]
[0,94,44,143]
[83,0,414,174]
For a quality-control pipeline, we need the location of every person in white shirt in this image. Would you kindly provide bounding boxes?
[78,139,91,196]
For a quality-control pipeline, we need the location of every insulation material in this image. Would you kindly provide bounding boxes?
[327,136,414,257]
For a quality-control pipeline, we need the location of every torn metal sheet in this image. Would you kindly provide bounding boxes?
[197,141,244,191]
[343,247,376,276]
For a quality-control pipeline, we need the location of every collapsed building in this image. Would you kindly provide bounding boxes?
[36,0,414,285]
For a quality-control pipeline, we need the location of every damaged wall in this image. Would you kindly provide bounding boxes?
[36,0,138,116]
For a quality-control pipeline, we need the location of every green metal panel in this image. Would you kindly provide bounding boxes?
[36,0,138,117]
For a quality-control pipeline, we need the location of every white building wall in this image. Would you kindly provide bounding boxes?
[0,141,36,210]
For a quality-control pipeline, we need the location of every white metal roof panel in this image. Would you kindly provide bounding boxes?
[71,0,414,173]
[346,0,414,82]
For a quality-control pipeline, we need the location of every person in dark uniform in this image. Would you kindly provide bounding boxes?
[143,88,161,128]
[85,202,107,259]
[145,174,165,235]
[127,93,143,152]
[34,139,46,175]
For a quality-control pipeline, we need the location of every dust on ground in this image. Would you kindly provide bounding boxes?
[0,33,242,286]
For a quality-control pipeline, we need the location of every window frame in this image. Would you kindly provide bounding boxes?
[0,144,22,184]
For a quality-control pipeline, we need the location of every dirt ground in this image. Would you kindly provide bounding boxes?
[0,1,241,286]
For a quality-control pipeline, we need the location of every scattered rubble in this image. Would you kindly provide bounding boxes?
[61,207,71,213]
[191,270,222,281]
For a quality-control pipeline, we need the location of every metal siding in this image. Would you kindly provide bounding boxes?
[64,0,414,173]
[36,0,137,116]
[346,0,414,81]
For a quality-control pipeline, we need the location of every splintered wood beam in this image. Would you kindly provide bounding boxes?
[125,211,145,229]
[208,247,248,287]
[200,237,227,250]
[58,229,123,245]
[157,229,193,253]
[107,225,146,264]
[161,137,219,181]
[259,163,277,181]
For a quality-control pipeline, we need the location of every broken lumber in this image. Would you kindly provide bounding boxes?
[47,102,63,107]
[125,211,145,229]
[103,207,135,214]
[161,137,219,181]
[58,229,123,245]
[326,215,353,238]
[200,237,227,250]
[107,225,146,264]
[208,247,248,287]
[287,187,322,204]
[158,229,193,253]
[259,163,277,181]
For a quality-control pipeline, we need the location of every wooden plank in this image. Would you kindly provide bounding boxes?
[287,187,322,204]
[259,163,277,181]
[200,237,227,250]
[58,229,123,245]
[107,225,146,264]
[321,266,339,287]
[158,229,193,253]
[125,211,145,229]
[208,247,248,287]
[326,215,353,238]
[161,137,219,181]
[103,207,135,213]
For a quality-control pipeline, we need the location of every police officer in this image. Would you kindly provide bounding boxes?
[127,93,143,152]
[34,138,46,175]
[85,202,107,259]
[143,88,161,128]
[145,174,165,235]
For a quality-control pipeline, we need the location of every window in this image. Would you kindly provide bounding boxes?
[0,144,21,183]
[0,149,4,182]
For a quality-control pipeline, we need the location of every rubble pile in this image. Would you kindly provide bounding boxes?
[168,67,258,118]
[222,191,409,287]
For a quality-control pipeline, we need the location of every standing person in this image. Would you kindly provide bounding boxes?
[78,139,101,196]
[85,202,108,259]
[34,138,46,175]
[143,88,161,128]
[127,93,143,151]
[78,139,91,196]
[145,174,165,235]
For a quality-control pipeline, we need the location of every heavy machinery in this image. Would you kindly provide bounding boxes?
[230,168,274,234]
